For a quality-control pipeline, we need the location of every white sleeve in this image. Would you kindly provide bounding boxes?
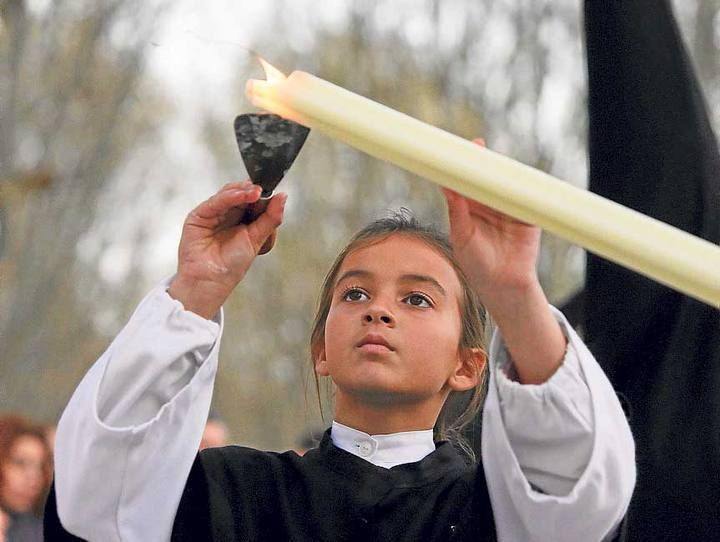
[54,279,223,542]
[482,306,635,542]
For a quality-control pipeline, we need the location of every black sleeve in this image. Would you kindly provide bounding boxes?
[170,453,213,542]
[43,482,85,541]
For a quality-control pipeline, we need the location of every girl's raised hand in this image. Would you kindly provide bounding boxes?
[443,139,541,308]
[168,180,287,319]
[444,139,566,384]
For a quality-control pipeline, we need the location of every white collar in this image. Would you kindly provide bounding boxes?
[330,421,436,469]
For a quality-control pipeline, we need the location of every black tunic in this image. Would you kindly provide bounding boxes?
[171,430,497,541]
[44,429,633,541]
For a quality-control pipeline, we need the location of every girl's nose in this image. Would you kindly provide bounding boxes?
[363,306,394,325]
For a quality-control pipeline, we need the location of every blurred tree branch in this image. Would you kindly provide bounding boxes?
[0,0,170,419]
[0,169,52,201]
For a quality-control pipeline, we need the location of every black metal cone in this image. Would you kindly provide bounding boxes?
[234,113,310,196]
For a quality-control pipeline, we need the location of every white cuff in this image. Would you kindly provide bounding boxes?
[55,278,224,541]
[491,309,593,495]
[482,306,635,542]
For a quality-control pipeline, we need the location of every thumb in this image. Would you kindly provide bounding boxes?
[246,192,287,254]
[442,188,474,247]
[444,136,485,246]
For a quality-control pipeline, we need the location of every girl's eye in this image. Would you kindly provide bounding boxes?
[404,293,432,308]
[342,288,368,302]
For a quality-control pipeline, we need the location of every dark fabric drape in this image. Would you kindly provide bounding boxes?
[583,1,720,539]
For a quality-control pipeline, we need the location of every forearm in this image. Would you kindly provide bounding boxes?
[482,280,566,385]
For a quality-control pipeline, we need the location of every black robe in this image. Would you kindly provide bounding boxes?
[583,1,720,539]
[172,431,496,541]
[45,431,497,541]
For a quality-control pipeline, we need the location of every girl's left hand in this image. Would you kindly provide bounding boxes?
[443,138,567,385]
[443,138,542,309]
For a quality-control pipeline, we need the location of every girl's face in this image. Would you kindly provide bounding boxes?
[315,234,478,413]
[0,435,47,514]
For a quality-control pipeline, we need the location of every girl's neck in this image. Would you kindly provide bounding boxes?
[333,393,441,435]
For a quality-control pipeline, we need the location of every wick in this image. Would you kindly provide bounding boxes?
[182,30,263,61]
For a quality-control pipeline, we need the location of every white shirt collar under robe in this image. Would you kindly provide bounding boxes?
[330,421,435,468]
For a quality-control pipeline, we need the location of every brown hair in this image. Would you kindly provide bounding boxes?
[0,415,53,514]
[309,210,488,461]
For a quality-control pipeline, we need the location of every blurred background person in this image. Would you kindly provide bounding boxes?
[199,413,230,450]
[0,416,52,542]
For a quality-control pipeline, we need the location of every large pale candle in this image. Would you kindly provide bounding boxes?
[246,61,720,308]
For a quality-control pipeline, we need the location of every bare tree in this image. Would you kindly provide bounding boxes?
[0,0,169,420]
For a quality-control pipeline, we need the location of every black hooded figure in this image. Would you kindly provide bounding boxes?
[583,1,720,539]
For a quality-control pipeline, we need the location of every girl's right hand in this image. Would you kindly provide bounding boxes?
[168,180,287,319]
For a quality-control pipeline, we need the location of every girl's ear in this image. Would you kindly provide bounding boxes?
[311,337,330,377]
[448,348,486,392]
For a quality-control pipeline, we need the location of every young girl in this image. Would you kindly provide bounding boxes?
[48,146,635,541]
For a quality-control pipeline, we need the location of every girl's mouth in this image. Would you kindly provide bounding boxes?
[357,333,394,352]
[358,343,393,354]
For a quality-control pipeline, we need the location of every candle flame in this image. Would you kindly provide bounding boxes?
[258,57,287,83]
